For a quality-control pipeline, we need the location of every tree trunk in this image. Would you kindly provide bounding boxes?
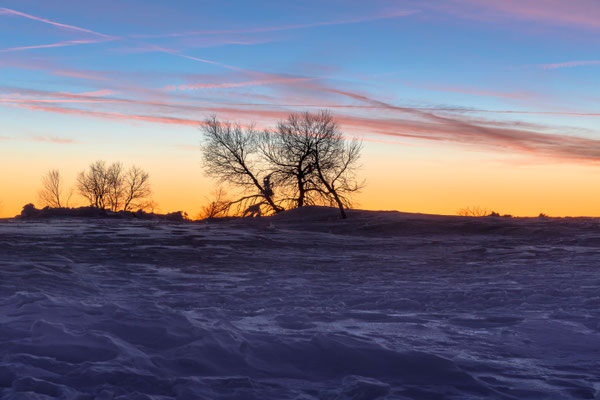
[297,175,305,208]
[314,161,347,219]
[331,190,347,219]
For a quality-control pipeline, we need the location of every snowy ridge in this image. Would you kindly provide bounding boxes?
[1,210,600,399]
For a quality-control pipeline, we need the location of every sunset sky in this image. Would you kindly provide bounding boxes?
[1,0,599,218]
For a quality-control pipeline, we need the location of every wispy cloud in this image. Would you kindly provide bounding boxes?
[30,135,78,144]
[437,0,600,30]
[7,94,600,163]
[165,76,320,91]
[406,82,536,100]
[0,57,109,81]
[0,7,114,38]
[74,89,116,97]
[541,60,600,69]
[0,39,104,53]
[12,103,204,127]
[131,10,418,39]
[0,134,77,144]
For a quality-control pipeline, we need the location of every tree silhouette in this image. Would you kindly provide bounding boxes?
[200,111,363,218]
[106,162,125,212]
[38,169,64,208]
[308,111,363,219]
[122,166,151,211]
[265,111,362,218]
[77,161,151,211]
[77,161,109,208]
[200,116,283,215]
[457,206,489,217]
[198,187,231,219]
[260,113,324,208]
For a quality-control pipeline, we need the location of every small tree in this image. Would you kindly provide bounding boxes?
[77,161,151,211]
[457,206,489,217]
[200,116,283,215]
[38,169,63,208]
[122,166,151,211]
[106,162,125,212]
[198,187,230,219]
[77,160,109,208]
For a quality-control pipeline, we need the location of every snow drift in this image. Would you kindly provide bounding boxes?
[1,208,599,399]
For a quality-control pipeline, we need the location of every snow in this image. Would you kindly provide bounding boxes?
[1,208,600,399]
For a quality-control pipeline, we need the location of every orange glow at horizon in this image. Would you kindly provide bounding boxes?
[2,141,599,219]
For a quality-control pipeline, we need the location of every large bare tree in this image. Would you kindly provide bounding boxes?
[264,110,362,218]
[260,113,325,208]
[200,116,283,215]
[38,169,64,208]
[200,111,362,218]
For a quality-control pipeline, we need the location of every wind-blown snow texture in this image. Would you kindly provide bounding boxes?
[1,207,600,399]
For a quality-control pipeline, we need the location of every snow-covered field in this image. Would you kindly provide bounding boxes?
[1,207,600,399]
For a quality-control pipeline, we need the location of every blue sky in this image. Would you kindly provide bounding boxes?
[1,0,599,217]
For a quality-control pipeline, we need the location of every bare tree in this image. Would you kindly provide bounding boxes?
[122,165,151,211]
[76,161,109,208]
[38,169,64,208]
[457,206,489,217]
[309,111,363,219]
[260,113,324,208]
[264,111,362,218]
[198,187,230,219]
[200,111,362,218]
[76,161,151,211]
[106,162,125,212]
[200,116,283,215]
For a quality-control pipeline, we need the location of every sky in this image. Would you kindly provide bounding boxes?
[1,0,599,218]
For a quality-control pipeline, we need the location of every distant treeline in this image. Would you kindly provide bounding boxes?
[38,161,152,212]
[19,203,186,221]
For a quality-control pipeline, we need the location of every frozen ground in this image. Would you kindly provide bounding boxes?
[1,207,600,399]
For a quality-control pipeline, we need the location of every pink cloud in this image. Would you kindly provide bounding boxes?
[53,69,108,81]
[541,60,600,69]
[440,0,600,30]
[6,95,600,163]
[71,89,116,97]
[12,103,204,127]
[30,136,78,144]
[0,7,114,38]
[406,83,536,100]
[165,76,320,91]
[0,56,109,80]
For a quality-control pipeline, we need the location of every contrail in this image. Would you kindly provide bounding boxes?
[0,7,114,39]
